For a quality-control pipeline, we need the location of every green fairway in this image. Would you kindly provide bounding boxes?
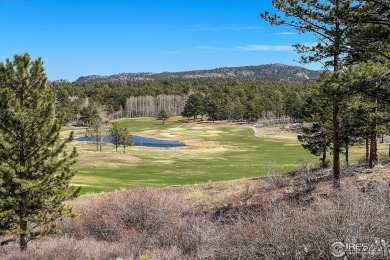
[68,117,318,194]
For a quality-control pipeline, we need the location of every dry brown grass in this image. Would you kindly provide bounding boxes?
[3,162,390,259]
[76,153,142,164]
[255,125,302,142]
[170,179,259,209]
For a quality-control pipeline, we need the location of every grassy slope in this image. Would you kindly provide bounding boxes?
[65,117,374,194]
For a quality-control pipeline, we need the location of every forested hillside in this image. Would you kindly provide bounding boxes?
[50,76,312,124]
[74,63,319,82]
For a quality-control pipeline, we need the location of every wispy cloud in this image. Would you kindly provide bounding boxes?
[195,46,218,50]
[193,44,295,52]
[237,45,294,51]
[180,26,262,33]
[162,51,181,55]
[209,26,261,31]
[275,32,297,35]
[195,46,235,52]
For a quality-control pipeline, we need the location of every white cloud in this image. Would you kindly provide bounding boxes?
[237,45,294,51]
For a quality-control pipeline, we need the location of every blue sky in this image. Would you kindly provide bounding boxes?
[0,0,319,81]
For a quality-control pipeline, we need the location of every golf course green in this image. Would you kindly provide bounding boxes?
[65,117,344,194]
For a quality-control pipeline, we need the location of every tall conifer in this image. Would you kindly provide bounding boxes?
[261,0,357,188]
[0,54,79,250]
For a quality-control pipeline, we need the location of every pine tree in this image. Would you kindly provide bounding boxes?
[181,93,204,122]
[261,0,357,188]
[0,54,79,250]
[298,123,332,168]
[109,122,122,152]
[344,61,390,167]
[348,0,390,63]
[244,99,263,123]
[119,127,133,153]
[298,87,333,168]
[78,103,100,126]
[156,109,169,125]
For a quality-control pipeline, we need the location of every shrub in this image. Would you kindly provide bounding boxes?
[61,189,188,241]
[0,237,134,260]
[59,188,213,259]
[263,175,289,189]
[213,184,390,259]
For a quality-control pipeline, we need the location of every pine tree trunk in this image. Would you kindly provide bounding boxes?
[19,198,27,251]
[322,148,327,168]
[374,132,378,162]
[366,133,369,163]
[369,104,377,168]
[369,129,376,168]
[333,101,341,188]
[332,32,341,189]
[345,115,349,167]
[18,86,28,251]
[345,137,349,167]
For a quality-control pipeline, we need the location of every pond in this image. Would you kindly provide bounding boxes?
[75,135,185,148]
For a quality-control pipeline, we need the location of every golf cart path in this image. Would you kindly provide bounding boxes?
[252,126,260,137]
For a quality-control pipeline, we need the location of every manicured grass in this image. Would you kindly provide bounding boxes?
[68,117,318,194]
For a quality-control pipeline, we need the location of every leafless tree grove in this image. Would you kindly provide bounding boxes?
[123,94,187,118]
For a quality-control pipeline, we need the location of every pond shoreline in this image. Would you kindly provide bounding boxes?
[75,135,186,148]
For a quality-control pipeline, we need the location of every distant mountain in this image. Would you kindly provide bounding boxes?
[75,64,320,83]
